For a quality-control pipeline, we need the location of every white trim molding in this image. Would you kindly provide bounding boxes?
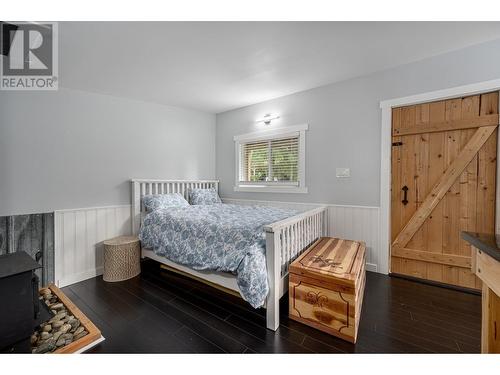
[234,185,308,193]
[234,123,308,194]
[380,79,500,109]
[233,123,309,142]
[379,78,500,276]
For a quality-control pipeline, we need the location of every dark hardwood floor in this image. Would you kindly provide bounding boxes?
[62,260,482,353]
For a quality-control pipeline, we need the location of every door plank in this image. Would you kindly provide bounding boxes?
[443,99,462,256]
[477,129,497,233]
[458,95,480,257]
[400,108,417,233]
[390,107,404,275]
[425,101,447,282]
[391,108,403,243]
[476,92,498,236]
[458,268,478,289]
[398,107,420,277]
[405,135,429,276]
[391,247,471,268]
[393,114,498,136]
[407,104,430,251]
[392,125,497,250]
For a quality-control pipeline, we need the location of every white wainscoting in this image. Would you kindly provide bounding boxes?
[54,205,131,287]
[222,198,381,273]
[54,199,382,287]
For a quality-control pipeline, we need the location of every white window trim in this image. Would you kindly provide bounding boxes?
[234,124,308,194]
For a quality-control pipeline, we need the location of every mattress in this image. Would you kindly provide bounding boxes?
[139,203,296,308]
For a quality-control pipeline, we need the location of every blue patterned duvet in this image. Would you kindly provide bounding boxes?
[139,204,297,308]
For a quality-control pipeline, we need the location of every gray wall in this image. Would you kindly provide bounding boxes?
[3,38,500,214]
[0,88,216,216]
[216,38,500,206]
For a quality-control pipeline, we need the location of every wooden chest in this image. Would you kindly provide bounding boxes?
[289,237,366,343]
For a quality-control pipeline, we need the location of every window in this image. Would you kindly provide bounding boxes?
[234,124,308,193]
[241,136,299,183]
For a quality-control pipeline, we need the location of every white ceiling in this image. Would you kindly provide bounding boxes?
[58,22,500,113]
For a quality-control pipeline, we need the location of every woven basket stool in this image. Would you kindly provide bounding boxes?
[103,236,141,282]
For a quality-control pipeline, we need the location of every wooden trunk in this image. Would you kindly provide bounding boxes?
[289,237,366,343]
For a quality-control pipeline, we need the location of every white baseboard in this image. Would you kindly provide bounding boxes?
[366,263,378,272]
[58,267,104,288]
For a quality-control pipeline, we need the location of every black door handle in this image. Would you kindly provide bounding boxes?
[402,186,408,205]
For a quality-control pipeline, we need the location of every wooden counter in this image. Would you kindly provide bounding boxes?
[462,232,500,353]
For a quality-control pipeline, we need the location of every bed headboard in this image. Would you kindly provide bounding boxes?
[131,179,219,235]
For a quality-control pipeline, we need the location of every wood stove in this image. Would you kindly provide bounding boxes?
[0,251,52,353]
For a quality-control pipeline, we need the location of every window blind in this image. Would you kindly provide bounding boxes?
[240,136,299,183]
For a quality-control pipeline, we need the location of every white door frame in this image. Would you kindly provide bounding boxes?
[379,78,500,275]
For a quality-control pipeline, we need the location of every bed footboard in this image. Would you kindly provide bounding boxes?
[263,206,328,331]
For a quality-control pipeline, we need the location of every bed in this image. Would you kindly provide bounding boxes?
[131,179,327,331]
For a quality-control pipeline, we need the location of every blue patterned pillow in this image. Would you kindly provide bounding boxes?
[143,193,189,211]
[189,188,222,205]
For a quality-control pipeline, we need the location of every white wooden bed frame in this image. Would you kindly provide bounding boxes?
[131,179,327,331]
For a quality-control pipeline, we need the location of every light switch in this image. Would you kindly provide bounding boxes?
[336,168,350,178]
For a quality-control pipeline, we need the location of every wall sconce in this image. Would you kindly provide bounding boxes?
[257,114,280,125]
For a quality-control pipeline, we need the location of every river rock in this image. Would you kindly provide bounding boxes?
[62,333,74,340]
[73,326,84,336]
[73,331,87,341]
[69,319,80,332]
[53,331,63,341]
[49,311,66,323]
[34,338,56,354]
[52,320,64,329]
[56,337,66,347]
[50,303,64,310]
[62,333,74,345]
[32,289,92,353]
[59,324,71,334]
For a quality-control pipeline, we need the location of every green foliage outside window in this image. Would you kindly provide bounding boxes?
[244,137,298,182]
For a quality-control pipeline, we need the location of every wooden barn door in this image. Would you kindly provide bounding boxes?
[390,92,499,290]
